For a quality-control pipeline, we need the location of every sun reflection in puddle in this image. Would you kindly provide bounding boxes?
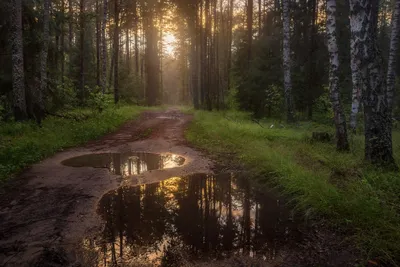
[77,173,301,266]
[62,152,185,177]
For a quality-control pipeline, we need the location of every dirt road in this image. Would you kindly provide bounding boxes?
[0,109,213,266]
[0,109,357,267]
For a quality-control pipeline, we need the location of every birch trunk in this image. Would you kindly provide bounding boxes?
[101,0,107,94]
[282,0,295,123]
[386,0,400,113]
[10,0,27,120]
[39,0,50,114]
[349,0,396,167]
[326,0,349,151]
[349,46,362,131]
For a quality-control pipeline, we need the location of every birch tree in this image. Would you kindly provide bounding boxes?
[349,45,362,132]
[326,0,349,151]
[386,0,400,113]
[349,0,396,167]
[10,0,27,121]
[282,0,295,122]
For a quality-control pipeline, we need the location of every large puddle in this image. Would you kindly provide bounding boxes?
[77,173,301,266]
[62,152,185,176]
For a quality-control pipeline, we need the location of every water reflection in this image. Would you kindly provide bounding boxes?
[62,152,185,176]
[79,173,300,266]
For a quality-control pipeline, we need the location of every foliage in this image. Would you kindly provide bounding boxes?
[186,110,400,264]
[0,105,149,184]
[88,91,113,112]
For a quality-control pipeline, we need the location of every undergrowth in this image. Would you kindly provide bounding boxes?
[0,105,150,184]
[185,110,400,266]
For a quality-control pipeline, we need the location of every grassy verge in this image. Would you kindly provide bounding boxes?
[0,105,151,184]
[185,110,400,265]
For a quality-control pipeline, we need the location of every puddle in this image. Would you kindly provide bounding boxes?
[62,152,185,176]
[77,173,301,266]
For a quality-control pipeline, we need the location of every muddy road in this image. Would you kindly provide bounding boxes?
[0,109,357,267]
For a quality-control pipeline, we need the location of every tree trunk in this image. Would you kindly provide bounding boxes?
[386,0,400,113]
[349,46,362,131]
[10,0,27,120]
[326,0,349,151]
[96,0,101,87]
[61,0,65,85]
[282,0,295,123]
[126,28,130,73]
[79,0,85,104]
[349,0,396,167]
[38,0,50,121]
[114,0,120,103]
[133,0,139,76]
[101,0,107,94]
[258,0,262,37]
[68,0,73,75]
[227,0,234,92]
[247,0,253,63]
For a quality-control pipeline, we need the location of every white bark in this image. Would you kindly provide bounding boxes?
[386,0,400,112]
[349,48,362,131]
[282,0,295,122]
[349,0,395,166]
[326,0,349,150]
[10,0,27,120]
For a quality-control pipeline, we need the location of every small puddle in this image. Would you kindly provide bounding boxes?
[77,173,301,266]
[62,152,185,176]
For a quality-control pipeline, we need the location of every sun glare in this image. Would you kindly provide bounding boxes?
[163,32,177,55]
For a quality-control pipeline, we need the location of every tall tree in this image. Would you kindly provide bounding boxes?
[101,0,108,94]
[349,0,396,167]
[386,0,400,113]
[282,0,295,122]
[79,0,85,103]
[247,0,253,63]
[61,0,65,85]
[39,0,50,117]
[10,0,27,120]
[326,0,349,151]
[96,0,101,87]
[114,0,120,103]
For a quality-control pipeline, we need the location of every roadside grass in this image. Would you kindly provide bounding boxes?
[185,110,400,265]
[0,105,151,184]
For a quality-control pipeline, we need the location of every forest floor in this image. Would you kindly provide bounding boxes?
[0,108,371,267]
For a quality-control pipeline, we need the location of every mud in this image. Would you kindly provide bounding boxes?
[0,108,360,267]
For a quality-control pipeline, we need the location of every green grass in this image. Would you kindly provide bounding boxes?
[185,110,400,265]
[0,105,151,184]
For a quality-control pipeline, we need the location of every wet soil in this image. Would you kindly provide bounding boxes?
[0,108,359,267]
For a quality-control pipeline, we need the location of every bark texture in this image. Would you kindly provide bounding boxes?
[101,0,107,94]
[114,0,120,103]
[39,0,50,114]
[386,0,400,112]
[349,0,396,166]
[10,0,27,120]
[282,0,295,123]
[326,0,349,151]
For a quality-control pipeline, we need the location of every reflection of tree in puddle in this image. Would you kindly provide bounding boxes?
[79,173,300,266]
[62,152,185,177]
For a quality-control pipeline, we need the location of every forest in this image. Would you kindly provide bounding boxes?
[0,0,400,266]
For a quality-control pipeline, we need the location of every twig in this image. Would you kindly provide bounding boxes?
[251,119,265,128]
